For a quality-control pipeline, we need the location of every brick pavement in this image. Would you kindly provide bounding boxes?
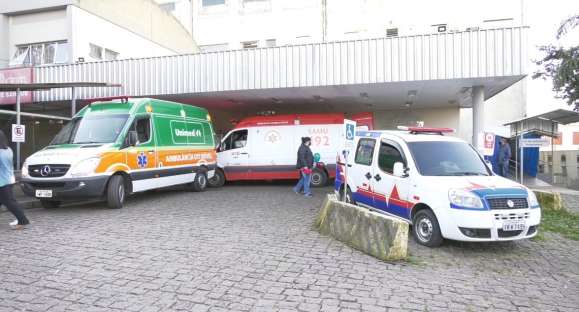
[0,185,578,312]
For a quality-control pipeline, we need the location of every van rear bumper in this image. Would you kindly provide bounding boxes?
[20,176,109,200]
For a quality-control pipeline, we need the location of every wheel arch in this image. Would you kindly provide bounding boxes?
[410,203,433,224]
[107,171,132,194]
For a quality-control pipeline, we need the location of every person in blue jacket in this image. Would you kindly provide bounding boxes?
[498,137,512,177]
[0,130,29,229]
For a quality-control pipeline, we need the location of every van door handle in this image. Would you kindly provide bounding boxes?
[240,152,249,155]
[374,174,381,181]
[365,172,372,180]
[147,150,154,154]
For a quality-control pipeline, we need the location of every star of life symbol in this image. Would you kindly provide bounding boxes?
[137,152,148,168]
[265,130,280,143]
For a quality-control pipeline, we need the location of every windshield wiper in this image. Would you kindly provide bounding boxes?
[73,141,101,144]
[449,172,488,176]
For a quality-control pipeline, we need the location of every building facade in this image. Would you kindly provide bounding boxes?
[0,0,198,69]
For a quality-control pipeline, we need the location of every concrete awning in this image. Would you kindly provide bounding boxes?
[0,82,120,92]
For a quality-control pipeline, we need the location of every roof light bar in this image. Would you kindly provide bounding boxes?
[398,126,455,135]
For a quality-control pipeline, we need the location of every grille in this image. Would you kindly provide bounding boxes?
[487,197,528,209]
[494,212,530,221]
[28,164,70,178]
[498,229,523,238]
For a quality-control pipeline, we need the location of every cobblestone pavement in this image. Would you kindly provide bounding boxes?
[0,184,578,312]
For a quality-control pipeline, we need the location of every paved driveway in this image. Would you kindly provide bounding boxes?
[0,184,578,312]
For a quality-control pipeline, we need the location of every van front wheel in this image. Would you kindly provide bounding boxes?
[412,209,443,247]
[208,169,225,188]
[106,175,126,209]
[191,171,208,192]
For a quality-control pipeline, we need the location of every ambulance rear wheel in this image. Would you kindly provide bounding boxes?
[106,175,126,209]
[40,200,61,209]
[311,169,328,187]
[208,169,225,188]
[412,209,443,247]
[191,171,208,192]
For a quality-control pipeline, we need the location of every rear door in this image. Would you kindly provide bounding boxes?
[348,137,377,207]
[218,129,250,180]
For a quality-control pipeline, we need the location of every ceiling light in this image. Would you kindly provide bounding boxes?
[360,92,369,100]
[407,90,417,98]
[270,97,283,104]
[313,95,324,102]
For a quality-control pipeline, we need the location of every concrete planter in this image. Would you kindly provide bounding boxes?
[316,194,409,261]
[534,190,565,211]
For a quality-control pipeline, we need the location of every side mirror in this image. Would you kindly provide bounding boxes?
[393,162,407,178]
[126,130,138,147]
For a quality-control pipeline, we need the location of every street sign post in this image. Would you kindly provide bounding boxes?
[342,119,356,202]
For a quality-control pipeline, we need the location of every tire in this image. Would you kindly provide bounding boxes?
[106,175,126,209]
[340,184,355,205]
[191,171,208,192]
[208,168,225,188]
[311,168,328,187]
[40,200,61,209]
[412,209,444,247]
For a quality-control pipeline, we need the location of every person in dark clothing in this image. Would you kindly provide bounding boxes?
[293,137,314,197]
[0,130,29,229]
[498,137,512,177]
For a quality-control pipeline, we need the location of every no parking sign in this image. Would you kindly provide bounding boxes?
[11,124,25,143]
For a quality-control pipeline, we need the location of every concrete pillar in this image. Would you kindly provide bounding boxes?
[472,86,485,149]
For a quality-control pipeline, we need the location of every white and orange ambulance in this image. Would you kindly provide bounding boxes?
[20,97,217,209]
[210,113,373,187]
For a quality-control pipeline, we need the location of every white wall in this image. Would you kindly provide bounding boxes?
[374,107,461,136]
[192,0,523,49]
[7,9,69,58]
[70,6,175,62]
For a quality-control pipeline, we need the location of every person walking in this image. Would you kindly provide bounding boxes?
[0,130,29,230]
[293,137,314,197]
[498,137,512,178]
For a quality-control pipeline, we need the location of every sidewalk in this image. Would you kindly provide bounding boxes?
[524,176,579,214]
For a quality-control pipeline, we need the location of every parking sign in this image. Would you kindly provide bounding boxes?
[12,124,25,143]
[344,119,356,150]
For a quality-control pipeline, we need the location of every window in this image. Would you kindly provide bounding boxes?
[199,43,229,53]
[159,2,176,12]
[242,41,258,49]
[548,155,553,163]
[265,39,276,47]
[51,114,130,145]
[222,130,248,151]
[89,43,103,60]
[131,117,151,144]
[573,132,579,145]
[576,155,579,163]
[202,0,225,6]
[386,28,398,37]
[11,41,68,66]
[561,154,567,163]
[553,133,563,145]
[354,139,376,166]
[408,141,490,176]
[105,49,119,61]
[378,142,405,174]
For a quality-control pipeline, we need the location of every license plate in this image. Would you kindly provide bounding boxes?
[35,190,53,198]
[502,220,525,231]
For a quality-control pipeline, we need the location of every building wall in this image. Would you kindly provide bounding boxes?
[374,107,460,134]
[193,0,523,50]
[70,6,175,62]
[77,0,198,54]
[0,15,8,68]
[7,9,69,59]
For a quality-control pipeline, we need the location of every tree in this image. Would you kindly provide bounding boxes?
[533,15,579,110]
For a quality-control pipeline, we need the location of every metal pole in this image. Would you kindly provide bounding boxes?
[520,121,524,185]
[551,121,555,184]
[15,88,21,170]
[71,86,77,116]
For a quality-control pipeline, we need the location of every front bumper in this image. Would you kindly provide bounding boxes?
[20,175,110,200]
[438,207,541,242]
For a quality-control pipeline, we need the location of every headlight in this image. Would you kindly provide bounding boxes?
[449,189,484,209]
[69,157,101,177]
[21,161,29,177]
[528,191,540,208]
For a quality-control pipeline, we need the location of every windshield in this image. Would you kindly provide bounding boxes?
[407,141,490,176]
[51,114,129,145]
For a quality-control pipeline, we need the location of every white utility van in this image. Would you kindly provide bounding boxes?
[210,113,373,187]
[336,127,541,247]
